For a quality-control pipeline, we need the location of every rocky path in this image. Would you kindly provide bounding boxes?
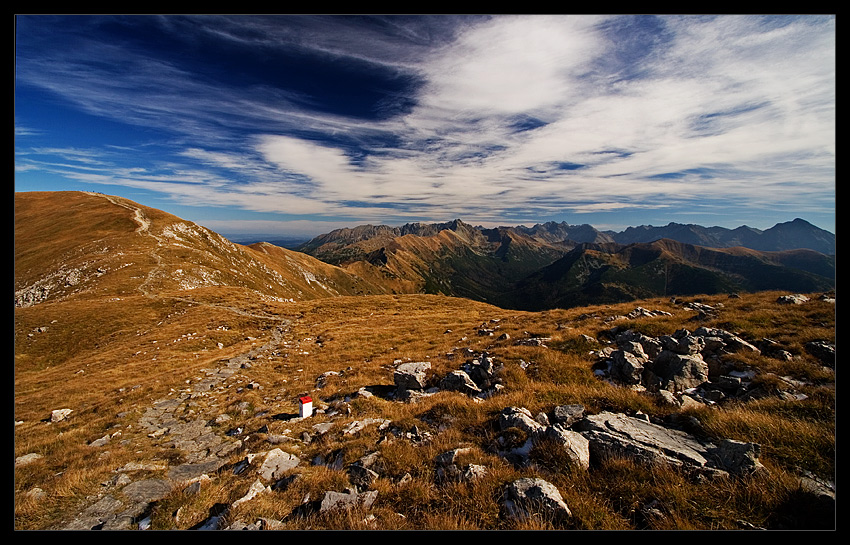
[54,323,289,530]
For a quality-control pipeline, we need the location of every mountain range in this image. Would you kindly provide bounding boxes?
[14,192,834,314]
[295,217,835,311]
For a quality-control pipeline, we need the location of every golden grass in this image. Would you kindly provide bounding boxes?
[14,287,835,530]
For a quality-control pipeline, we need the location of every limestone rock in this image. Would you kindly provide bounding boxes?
[439,370,482,395]
[498,407,546,437]
[50,408,73,422]
[502,478,571,521]
[120,479,174,504]
[544,425,591,470]
[15,453,44,467]
[610,350,645,385]
[393,362,431,391]
[319,489,378,513]
[257,448,301,481]
[710,439,766,475]
[232,479,269,508]
[576,411,721,472]
[777,294,810,305]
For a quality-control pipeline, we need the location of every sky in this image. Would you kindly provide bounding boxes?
[15,15,836,240]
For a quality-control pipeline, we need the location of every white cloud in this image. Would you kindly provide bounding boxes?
[16,15,834,230]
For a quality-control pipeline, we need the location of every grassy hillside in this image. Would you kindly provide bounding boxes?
[15,289,835,530]
[14,192,835,530]
[500,240,835,311]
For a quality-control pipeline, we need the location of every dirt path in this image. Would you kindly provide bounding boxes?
[53,194,296,529]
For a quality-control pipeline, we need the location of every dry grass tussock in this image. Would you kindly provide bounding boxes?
[14,289,834,530]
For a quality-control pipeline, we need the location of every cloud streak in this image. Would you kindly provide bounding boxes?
[15,15,835,235]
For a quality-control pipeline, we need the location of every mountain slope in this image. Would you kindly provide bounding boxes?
[14,191,384,308]
[500,239,835,311]
[299,219,570,304]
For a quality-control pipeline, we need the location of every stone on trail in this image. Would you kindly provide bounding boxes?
[120,479,174,504]
[257,448,301,481]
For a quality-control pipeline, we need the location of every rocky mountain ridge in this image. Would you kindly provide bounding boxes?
[295,217,835,311]
[299,217,835,257]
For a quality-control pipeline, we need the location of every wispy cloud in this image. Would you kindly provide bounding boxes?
[15,15,835,233]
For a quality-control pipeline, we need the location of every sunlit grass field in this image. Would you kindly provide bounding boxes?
[14,289,835,530]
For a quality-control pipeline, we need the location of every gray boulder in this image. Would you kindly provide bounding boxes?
[544,425,591,470]
[692,327,761,355]
[394,362,431,391]
[709,439,766,475]
[576,412,723,474]
[257,448,301,482]
[50,408,73,422]
[439,370,482,395]
[660,333,705,356]
[319,489,378,513]
[498,407,546,437]
[650,350,708,392]
[550,404,585,427]
[610,350,646,385]
[502,478,571,521]
[616,330,663,359]
[805,341,835,366]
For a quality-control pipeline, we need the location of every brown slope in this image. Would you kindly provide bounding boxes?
[14,191,385,307]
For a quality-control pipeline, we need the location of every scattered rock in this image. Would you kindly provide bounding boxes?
[319,489,378,513]
[710,439,767,476]
[257,448,301,482]
[805,341,835,366]
[550,405,585,427]
[777,294,810,305]
[342,418,391,436]
[502,477,571,522]
[50,408,73,422]
[232,479,269,508]
[15,453,44,467]
[393,362,431,391]
[439,370,482,395]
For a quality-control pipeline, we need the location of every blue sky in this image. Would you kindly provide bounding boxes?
[15,15,835,239]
